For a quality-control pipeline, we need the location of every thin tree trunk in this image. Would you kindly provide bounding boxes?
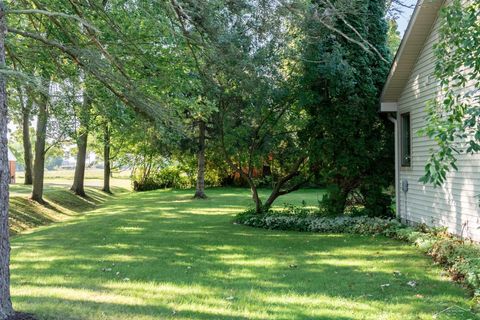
[194,120,207,199]
[71,130,88,197]
[263,157,307,210]
[71,90,91,197]
[31,80,49,203]
[264,180,289,210]
[21,90,33,185]
[102,124,111,194]
[0,2,14,317]
[251,184,263,214]
[219,114,263,212]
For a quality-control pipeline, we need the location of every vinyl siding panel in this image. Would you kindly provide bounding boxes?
[396,8,480,241]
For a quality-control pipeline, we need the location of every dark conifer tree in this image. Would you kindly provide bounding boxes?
[302,0,394,216]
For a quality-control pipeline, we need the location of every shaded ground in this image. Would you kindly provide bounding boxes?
[10,188,476,319]
[9,186,127,235]
[7,312,37,320]
[9,169,129,234]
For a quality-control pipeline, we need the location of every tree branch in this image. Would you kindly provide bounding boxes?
[6,9,99,32]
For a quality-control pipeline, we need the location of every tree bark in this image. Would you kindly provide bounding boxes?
[194,120,207,199]
[71,90,91,197]
[0,2,14,317]
[251,184,263,214]
[21,90,33,185]
[31,80,49,203]
[102,124,111,194]
[71,130,88,197]
[263,157,307,210]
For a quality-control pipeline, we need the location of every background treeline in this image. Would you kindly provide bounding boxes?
[0,0,412,317]
[6,0,405,214]
[2,0,479,317]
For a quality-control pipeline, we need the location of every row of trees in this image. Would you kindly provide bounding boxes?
[5,0,402,210]
[0,0,415,318]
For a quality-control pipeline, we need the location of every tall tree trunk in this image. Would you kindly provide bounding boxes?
[21,90,33,185]
[102,124,111,194]
[0,2,14,317]
[31,82,49,203]
[71,91,91,197]
[194,120,207,199]
[71,130,88,197]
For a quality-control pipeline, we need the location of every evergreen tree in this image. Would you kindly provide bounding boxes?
[302,0,394,216]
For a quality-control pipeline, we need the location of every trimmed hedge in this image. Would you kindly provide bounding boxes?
[235,211,480,300]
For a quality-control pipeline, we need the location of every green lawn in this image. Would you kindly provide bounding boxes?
[10,188,476,320]
[12,169,131,197]
[9,170,129,234]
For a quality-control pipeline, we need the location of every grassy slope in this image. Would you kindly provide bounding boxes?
[9,188,476,320]
[9,169,130,235]
[9,187,125,235]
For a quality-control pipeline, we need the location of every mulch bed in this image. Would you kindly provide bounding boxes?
[7,313,38,320]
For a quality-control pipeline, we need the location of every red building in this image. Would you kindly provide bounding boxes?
[7,149,16,184]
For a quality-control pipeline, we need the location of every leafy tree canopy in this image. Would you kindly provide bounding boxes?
[420,0,480,186]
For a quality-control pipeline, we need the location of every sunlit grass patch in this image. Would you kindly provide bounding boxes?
[10,188,477,320]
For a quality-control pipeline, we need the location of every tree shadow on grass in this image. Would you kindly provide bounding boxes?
[9,186,126,235]
[9,189,477,320]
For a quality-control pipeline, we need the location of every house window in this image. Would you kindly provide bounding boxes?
[401,112,411,167]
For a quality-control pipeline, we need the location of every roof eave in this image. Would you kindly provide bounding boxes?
[380,0,444,108]
[380,102,398,112]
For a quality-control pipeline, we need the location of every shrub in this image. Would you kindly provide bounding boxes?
[133,166,191,191]
[236,212,401,234]
[235,208,480,301]
[318,185,395,218]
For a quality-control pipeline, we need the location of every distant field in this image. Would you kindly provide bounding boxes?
[12,169,132,196]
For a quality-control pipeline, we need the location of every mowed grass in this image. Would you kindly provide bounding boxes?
[8,169,130,234]
[12,169,132,197]
[8,187,125,235]
[10,188,477,320]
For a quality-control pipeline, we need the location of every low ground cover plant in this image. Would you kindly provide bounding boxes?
[235,207,480,302]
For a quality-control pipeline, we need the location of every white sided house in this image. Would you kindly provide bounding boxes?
[381,0,480,241]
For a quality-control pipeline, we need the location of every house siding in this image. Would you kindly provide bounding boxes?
[396,7,480,241]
